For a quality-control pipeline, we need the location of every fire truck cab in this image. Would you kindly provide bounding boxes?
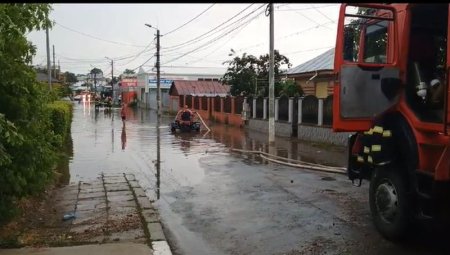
[333,3,450,240]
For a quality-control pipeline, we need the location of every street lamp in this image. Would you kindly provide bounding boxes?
[145,23,161,118]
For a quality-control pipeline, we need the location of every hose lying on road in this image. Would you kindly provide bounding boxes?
[195,112,211,132]
[231,148,347,175]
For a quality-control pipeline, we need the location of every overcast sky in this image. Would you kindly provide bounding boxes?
[27,3,340,76]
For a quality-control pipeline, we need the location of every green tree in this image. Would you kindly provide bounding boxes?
[221,51,259,96]
[221,49,292,97]
[123,69,135,75]
[64,71,77,83]
[90,67,103,76]
[0,4,59,221]
[278,79,303,97]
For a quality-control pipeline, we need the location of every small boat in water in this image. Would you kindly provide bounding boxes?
[170,106,204,133]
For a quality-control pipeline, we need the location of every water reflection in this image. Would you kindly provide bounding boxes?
[172,132,198,156]
[69,104,346,200]
[121,123,127,150]
[205,123,347,167]
[55,134,74,187]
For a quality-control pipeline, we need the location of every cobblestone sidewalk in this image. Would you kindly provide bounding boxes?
[0,173,171,255]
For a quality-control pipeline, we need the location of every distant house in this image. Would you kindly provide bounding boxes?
[136,67,225,111]
[168,80,230,112]
[169,80,230,97]
[286,48,335,99]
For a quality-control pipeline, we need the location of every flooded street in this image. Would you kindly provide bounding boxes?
[69,102,447,255]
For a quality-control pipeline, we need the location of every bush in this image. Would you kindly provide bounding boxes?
[47,101,73,145]
[0,3,71,224]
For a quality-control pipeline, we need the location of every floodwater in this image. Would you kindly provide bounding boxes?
[68,102,448,255]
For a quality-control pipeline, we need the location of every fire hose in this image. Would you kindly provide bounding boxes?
[194,112,211,132]
[231,148,347,175]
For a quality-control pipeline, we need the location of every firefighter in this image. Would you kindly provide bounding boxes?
[177,105,194,123]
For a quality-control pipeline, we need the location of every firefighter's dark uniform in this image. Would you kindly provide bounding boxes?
[350,121,394,182]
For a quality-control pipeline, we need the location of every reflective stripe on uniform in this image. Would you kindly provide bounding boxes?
[371,144,381,152]
[364,128,373,135]
[367,155,373,164]
[382,130,392,137]
[357,156,364,163]
[364,146,370,154]
[373,126,383,134]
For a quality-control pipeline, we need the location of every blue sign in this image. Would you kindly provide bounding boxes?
[148,79,172,89]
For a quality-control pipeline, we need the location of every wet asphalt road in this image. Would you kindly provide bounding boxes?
[68,102,448,255]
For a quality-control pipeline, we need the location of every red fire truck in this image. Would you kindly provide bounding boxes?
[333,4,450,240]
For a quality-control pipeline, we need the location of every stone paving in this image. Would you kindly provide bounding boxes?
[0,173,171,255]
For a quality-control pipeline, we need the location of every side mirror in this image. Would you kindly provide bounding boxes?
[381,77,401,100]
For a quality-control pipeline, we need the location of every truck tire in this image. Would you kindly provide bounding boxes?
[369,165,411,241]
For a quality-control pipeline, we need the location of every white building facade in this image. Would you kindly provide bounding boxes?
[136,68,223,111]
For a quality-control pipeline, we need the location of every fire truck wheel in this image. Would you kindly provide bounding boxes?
[369,166,411,241]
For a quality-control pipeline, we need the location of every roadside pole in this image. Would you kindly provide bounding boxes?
[268,3,275,145]
[46,25,52,90]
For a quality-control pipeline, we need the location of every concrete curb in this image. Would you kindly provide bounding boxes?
[124,173,173,255]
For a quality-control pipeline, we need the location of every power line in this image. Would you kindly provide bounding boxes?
[55,41,155,65]
[161,50,228,65]
[276,4,339,12]
[158,6,265,66]
[186,11,262,64]
[162,4,256,51]
[235,20,335,53]
[115,39,157,67]
[132,55,155,71]
[162,5,266,66]
[55,21,148,48]
[157,65,225,69]
[284,45,334,55]
[284,4,332,30]
[310,4,336,23]
[163,4,215,37]
[184,14,253,66]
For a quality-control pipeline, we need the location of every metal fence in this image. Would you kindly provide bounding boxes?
[256,96,264,119]
[278,95,289,122]
[214,96,221,112]
[179,95,184,108]
[224,96,232,113]
[201,96,208,110]
[247,96,253,117]
[194,96,200,110]
[302,95,318,124]
[186,95,193,108]
[234,96,244,114]
[323,95,333,126]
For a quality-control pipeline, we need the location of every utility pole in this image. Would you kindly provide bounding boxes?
[105,57,115,101]
[94,72,97,95]
[52,45,56,79]
[145,23,161,200]
[145,24,161,116]
[156,29,161,118]
[112,59,114,102]
[46,25,52,90]
[268,3,275,145]
[156,28,161,200]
